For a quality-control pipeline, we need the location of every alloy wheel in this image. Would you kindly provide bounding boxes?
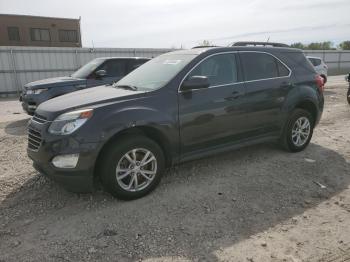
[291,116,311,147]
[116,148,157,192]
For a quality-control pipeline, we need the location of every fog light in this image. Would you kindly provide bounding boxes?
[52,154,79,168]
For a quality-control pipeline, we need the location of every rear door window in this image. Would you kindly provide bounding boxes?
[188,53,238,87]
[240,52,289,81]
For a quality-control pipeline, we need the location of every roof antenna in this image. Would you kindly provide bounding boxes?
[90,40,95,53]
[266,36,270,43]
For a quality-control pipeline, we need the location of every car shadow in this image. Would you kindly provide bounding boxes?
[4,118,30,136]
[0,142,349,261]
[324,90,337,96]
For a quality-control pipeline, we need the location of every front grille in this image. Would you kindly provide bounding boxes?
[32,114,47,124]
[28,128,42,151]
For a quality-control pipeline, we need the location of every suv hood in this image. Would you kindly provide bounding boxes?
[24,76,85,90]
[36,85,145,119]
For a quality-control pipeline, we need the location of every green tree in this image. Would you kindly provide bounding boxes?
[197,40,214,47]
[339,41,350,50]
[290,42,305,49]
[307,41,333,50]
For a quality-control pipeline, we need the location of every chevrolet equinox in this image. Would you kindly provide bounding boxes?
[27,43,324,200]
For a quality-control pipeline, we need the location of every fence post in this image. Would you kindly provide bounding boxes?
[338,52,342,75]
[10,49,20,96]
[75,49,80,70]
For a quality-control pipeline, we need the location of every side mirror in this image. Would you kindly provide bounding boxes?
[95,69,107,79]
[181,76,210,91]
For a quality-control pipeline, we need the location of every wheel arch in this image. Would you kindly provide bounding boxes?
[294,99,318,125]
[94,125,174,180]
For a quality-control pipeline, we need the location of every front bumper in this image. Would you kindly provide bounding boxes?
[32,162,95,192]
[27,121,101,193]
[20,92,51,115]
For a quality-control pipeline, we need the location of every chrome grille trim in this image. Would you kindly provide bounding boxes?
[28,128,42,151]
[32,114,47,124]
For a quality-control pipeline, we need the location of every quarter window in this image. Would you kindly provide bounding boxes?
[8,27,20,41]
[188,53,238,87]
[30,28,51,41]
[240,52,289,81]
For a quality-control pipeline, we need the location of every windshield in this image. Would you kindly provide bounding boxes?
[115,53,197,91]
[71,58,105,79]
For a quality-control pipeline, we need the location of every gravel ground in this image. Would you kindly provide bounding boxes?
[0,76,350,262]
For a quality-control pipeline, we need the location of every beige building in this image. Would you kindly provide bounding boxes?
[0,14,82,47]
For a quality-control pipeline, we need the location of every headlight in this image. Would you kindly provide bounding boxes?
[26,88,48,95]
[48,108,93,135]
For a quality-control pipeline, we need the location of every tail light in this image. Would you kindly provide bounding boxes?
[315,75,324,93]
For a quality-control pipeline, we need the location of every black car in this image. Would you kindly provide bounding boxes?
[20,57,150,115]
[27,43,324,200]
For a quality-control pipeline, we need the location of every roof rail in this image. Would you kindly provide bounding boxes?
[232,41,290,48]
[192,45,220,49]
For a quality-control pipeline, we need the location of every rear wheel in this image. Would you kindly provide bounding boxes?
[99,135,165,200]
[347,89,350,104]
[281,109,314,152]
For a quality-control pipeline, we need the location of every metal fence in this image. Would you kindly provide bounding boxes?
[304,50,350,76]
[0,46,174,97]
[0,47,350,97]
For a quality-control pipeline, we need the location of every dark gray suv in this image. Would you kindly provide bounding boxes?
[20,57,149,115]
[27,43,324,200]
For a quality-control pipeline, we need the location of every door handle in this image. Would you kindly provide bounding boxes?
[280,82,292,89]
[227,91,243,100]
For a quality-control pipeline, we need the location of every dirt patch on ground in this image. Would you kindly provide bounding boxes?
[0,76,350,262]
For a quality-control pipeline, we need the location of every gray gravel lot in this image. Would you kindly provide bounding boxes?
[1,76,350,262]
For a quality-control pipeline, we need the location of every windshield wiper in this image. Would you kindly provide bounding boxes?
[114,85,138,91]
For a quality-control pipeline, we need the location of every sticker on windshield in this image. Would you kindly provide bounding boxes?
[163,60,182,65]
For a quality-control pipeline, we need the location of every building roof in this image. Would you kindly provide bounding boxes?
[0,13,80,21]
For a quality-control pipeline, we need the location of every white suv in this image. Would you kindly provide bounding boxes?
[307,56,328,83]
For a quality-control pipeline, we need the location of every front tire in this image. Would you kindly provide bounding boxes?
[99,135,165,200]
[281,109,314,152]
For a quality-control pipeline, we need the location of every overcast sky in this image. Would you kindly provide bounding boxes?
[1,0,349,48]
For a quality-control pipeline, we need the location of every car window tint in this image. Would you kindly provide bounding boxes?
[309,58,321,66]
[129,59,149,71]
[188,53,238,87]
[309,58,316,66]
[277,60,290,77]
[99,60,126,77]
[241,52,280,81]
[315,59,322,66]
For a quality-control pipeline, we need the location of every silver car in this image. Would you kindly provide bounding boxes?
[307,56,328,83]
